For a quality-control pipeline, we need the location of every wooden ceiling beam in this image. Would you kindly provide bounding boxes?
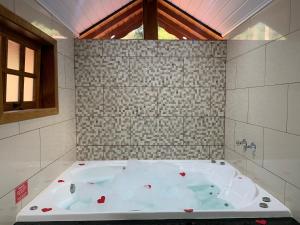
[143,0,158,40]
[158,17,198,40]
[94,9,142,39]
[158,9,207,40]
[158,0,223,40]
[95,9,143,39]
[80,0,142,39]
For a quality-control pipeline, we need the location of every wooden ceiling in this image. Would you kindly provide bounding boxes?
[79,0,223,40]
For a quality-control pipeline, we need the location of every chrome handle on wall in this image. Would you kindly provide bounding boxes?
[247,142,257,157]
[236,139,248,151]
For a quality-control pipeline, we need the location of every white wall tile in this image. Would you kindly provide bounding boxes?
[264,128,300,188]
[0,0,14,11]
[19,88,75,132]
[226,60,236,89]
[290,0,300,33]
[226,0,290,59]
[225,89,248,122]
[235,122,264,166]
[248,85,288,131]
[236,47,265,88]
[64,56,75,89]
[14,0,52,33]
[225,119,235,150]
[248,0,290,43]
[266,30,300,85]
[22,149,75,207]
[247,160,285,202]
[225,147,247,174]
[40,120,76,168]
[0,191,21,225]
[226,21,253,60]
[0,123,19,140]
[57,53,66,88]
[0,130,40,197]
[285,183,300,222]
[287,84,300,135]
[225,118,235,150]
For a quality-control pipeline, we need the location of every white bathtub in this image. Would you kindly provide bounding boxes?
[17,160,290,222]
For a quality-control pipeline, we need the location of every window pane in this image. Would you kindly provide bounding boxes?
[6,74,19,102]
[25,47,35,74]
[7,40,20,70]
[23,77,34,102]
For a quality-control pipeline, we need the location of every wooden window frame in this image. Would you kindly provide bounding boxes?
[0,4,58,124]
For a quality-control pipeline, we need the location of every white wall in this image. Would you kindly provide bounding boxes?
[225,0,300,222]
[0,1,76,224]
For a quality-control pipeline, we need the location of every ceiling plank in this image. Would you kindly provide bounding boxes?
[143,0,158,40]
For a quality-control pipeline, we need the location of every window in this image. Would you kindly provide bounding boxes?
[0,4,58,124]
[1,36,40,111]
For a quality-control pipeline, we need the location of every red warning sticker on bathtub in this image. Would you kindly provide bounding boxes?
[15,180,28,204]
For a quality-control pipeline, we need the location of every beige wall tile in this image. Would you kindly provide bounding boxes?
[247,160,285,202]
[266,30,300,85]
[264,128,300,188]
[236,47,265,88]
[287,83,300,135]
[226,60,237,89]
[285,183,300,222]
[0,191,21,225]
[40,120,76,168]
[225,119,235,150]
[248,85,288,131]
[0,130,40,198]
[225,89,248,122]
[225,147,247,174]
[0,123,19,140]
[235,122,264,166]
[290,0,300,33]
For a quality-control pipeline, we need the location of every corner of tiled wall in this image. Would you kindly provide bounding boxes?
[0,1,76,224]
[225,0,300,222]
[75,40,227,161]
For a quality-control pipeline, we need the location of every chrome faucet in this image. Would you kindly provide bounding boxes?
[247,142,256,157]
[236,139,248,151]
[247,142,256,150]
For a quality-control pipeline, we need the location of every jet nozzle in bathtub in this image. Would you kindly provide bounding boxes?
[70,184,76,194]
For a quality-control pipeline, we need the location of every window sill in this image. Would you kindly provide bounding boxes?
[0,107,59,124]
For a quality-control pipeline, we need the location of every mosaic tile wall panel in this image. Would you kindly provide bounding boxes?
[75,40,226,160]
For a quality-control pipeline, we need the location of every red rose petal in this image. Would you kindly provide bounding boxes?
[57,180,64,183]
[78,163,85,166]
[144,184,152,189]
[179,172,186,177]
[41,208,52,212]
[184,208,193,213]
[97,196,106,204]
[256,219,267,225]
